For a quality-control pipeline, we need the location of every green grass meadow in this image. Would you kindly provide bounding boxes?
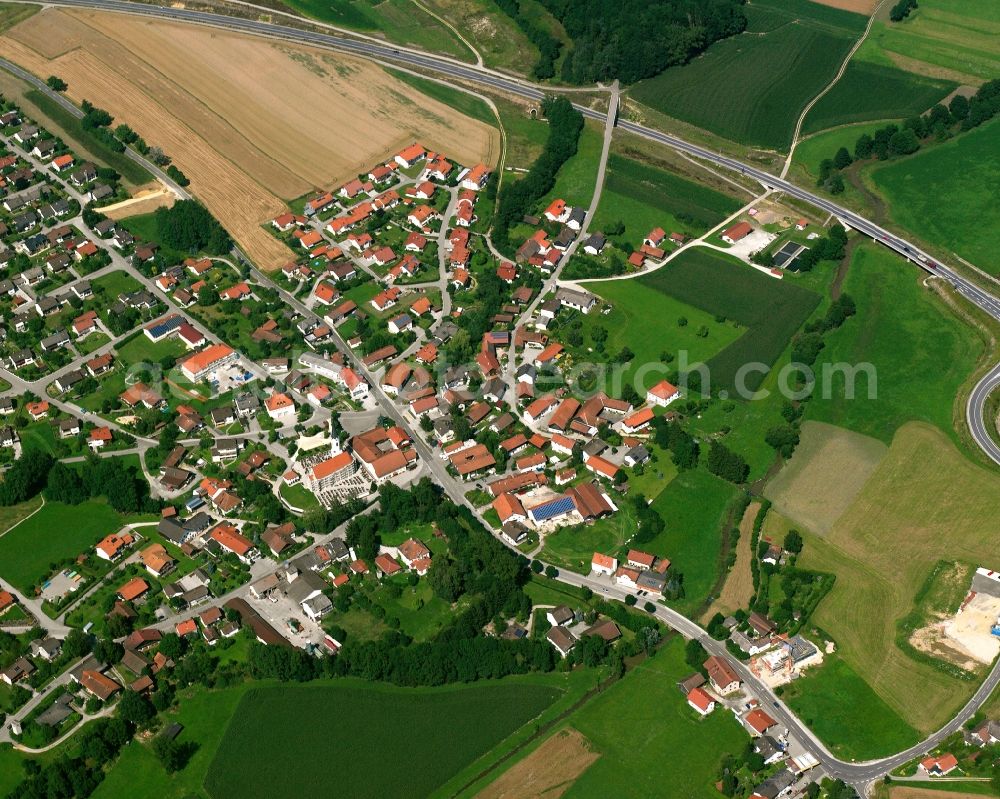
[555,637,745,798]
[0,500,139,591]
[578,276,743,393]
[541,120,604,210]
[592,154,742,245]
[649,469,740,615]
[781,654,921,760]
[869,116,1000,274]
[629,0,866,148]
[805,244,983,441]
[638,248,820,394]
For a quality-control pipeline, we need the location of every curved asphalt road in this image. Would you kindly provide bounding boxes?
[6,0,1000,786]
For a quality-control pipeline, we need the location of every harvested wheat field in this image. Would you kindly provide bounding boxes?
[704,501,760,621]
[475,729,599,799]
[0,8,499,268]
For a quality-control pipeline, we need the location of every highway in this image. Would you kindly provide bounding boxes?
[4,0,1000,788]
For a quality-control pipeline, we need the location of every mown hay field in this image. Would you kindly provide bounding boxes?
[628,0,866,149]
[869,117,1000,275]
[0,8,499,268]
[806,244,983,439]
[797,421,1000,733]
[704,500,760,620]
[764,421,887,534]
[204,681,559,798]
[638,248,820,394]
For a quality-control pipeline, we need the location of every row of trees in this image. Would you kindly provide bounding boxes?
[818,79,1000,193]
[538,0,746,84]
[493,96,583,252]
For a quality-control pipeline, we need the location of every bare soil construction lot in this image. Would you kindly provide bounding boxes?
[0,8,499,268]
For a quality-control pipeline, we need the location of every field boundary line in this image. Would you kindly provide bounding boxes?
[781,0,888,179]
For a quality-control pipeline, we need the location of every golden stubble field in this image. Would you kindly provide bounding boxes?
[0,8,499,268]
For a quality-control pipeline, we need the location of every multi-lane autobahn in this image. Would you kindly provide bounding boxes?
[5,1,1000,788]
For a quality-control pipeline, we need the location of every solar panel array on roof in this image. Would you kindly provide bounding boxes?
[529,496,576,522]
[145,315,183,339]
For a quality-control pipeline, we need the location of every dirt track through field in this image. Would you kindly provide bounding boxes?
[0,8,499,269]
[475,729,599,799]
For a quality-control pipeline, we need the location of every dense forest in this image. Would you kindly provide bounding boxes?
[500,0,747,84]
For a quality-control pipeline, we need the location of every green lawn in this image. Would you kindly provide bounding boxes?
[541,120,604,210]
[781,654,921,760]
[638,248,820,394]
[541,497,642,575]
[119,213,186,263]
[869,116,1000,273]
[629,0,865,148]
[554,637,745,798]
[0,499,140,591]
[203,680,561,798]
[801,60,954,136]
[369,579,456,641]
[648,469,740,616]
[278,481,321,512]
[571,276,742,393]
[92,270,144,301]
[805,244,983,442]
[117,329,189,367]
